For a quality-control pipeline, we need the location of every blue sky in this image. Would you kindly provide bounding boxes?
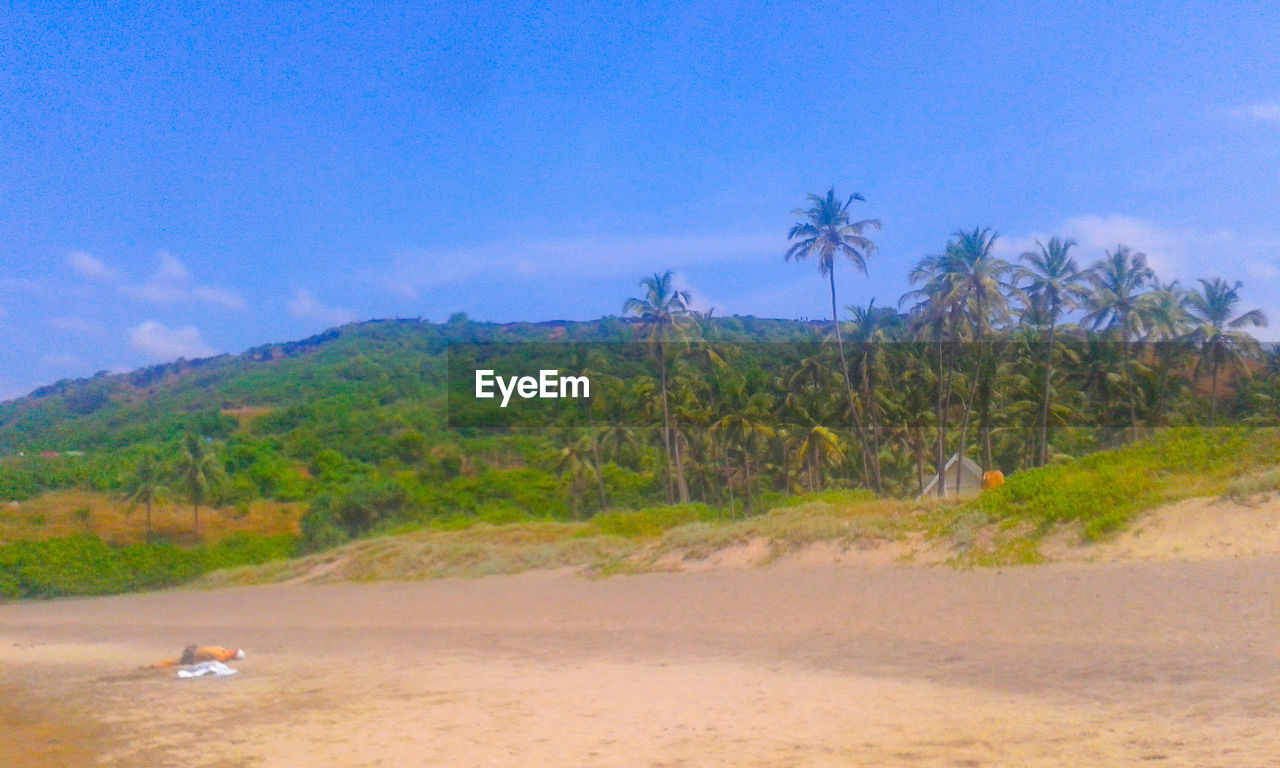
[2,1,1279,400]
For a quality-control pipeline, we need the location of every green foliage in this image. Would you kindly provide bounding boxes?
[963,428,1279,539]
[0,533,294,599]
[0,456,93,501]
[1,313,1276,568]
[298,480,412,553]
[587,503,719,538]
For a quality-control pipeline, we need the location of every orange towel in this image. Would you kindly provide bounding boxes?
[149,645,243,668]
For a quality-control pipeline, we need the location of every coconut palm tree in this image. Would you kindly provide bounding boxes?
[557,436,600,518]
[910,228,1015,488]
[1184,277,1269,421]
[795,425,845,492]
[785,188,881,491]
[711,378,776,514]
[846,300,901,479]
[1019,236,1090,465]
[1139,280,1190,342]
[940,228,1017,339]
[1136,280,1192,426]
[176,434,220,538]
[624,270,693,503]
[124,452,166,543]
[1084,245,1156,338]
[1083,245,1156,431]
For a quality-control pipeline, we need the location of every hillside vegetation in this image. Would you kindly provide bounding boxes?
[197,428,1280,587]
[2,216,1278,597]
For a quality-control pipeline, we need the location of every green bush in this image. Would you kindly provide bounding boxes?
[966,428,1276,538]
[0,533,295,600]
[588,503,718,538]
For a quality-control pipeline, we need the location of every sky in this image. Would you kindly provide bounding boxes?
[1,0,1279,400]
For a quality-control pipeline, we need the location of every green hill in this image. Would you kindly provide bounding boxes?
[0,315,832,542]
[2,312,1278,599]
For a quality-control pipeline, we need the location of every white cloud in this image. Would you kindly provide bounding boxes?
[156,250,190,281]
[1000,214,1280,287]
[1002,214,1280,340]
[991,233,1050,261]
[382,231,781,299]
[670,272,718,315]
[287,289,356,326]
[1229,100,1280,124]
[123,251,247,310]
[1060,214,1197,275]
[67,251,118,281]
[128,321,217,360]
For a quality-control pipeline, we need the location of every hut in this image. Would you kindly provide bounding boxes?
[920,453,984,498]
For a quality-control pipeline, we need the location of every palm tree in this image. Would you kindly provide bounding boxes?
[624,270,693,504]
[176,434,220,537]
[942,228,1017,340]
[1019,236,1089,465]
[904,264,963,497]
[124,452,166,543]
[795,425,845,492]
[846,300,900,479]
[1184,277,1269,421]
[1139,280,1190,342]
[785,188,881,491]
[557,436,600,518]
[1084,245,1155,431]
[711,390,776,514]
[910,228,1015,489]
[1137,280,1192,426]
[1084,245,1155,338]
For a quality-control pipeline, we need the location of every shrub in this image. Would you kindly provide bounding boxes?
[0,532,295,600]
[588,503,717,539]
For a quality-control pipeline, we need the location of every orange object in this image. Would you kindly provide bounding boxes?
[148,645,244,668]
[982,470,1005,490]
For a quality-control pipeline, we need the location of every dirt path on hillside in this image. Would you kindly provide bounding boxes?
[3,555,1279,767]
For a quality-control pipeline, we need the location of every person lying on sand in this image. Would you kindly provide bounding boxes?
[147,644,245,668]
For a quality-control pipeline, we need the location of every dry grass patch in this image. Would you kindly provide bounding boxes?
[0,490,302,546]
[201,521,637,586]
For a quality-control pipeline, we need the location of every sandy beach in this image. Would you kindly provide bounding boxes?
[3,547,1278,767]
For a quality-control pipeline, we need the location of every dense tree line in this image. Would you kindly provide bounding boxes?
[576,189,1273,509]
[0,191,1274,545]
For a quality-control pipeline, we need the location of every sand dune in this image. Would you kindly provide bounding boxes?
[3,533,1279,767]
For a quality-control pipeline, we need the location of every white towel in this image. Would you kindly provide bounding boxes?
[177,661,238,678]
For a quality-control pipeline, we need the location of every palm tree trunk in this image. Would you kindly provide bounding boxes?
[864,346,885,489]
[979,373,993,471]
[192,502,199,538]
[955,352,984,495]
[591,436,608,510]
[914,428,926,497]
[673,430,690,504]
[658,346,675,505]
[145,499,153,544]
[1210,349,1220,424]
[1121,313,1139,438]
[935,338,948,498]
[1037,324,1056,466]
[830,270,881,493]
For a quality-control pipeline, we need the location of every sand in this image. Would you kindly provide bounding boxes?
[3,540,1279,767]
